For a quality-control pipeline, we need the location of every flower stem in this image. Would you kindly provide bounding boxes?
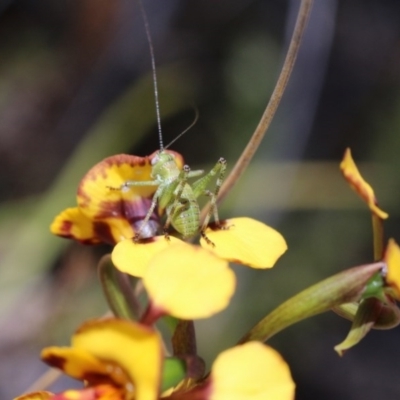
[372,213,384,261]
[98,254,139,320]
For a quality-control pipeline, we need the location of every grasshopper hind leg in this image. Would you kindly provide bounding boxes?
[198,158,227,227]
[163,165,197,240]
[192,157,228,245]
[199,188,230,247]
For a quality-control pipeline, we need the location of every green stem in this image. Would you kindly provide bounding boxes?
[98,254,139,320]
[238,262,384,344]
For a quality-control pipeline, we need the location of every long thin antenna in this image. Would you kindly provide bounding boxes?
[137,0,164,150]
[165,107,199,149]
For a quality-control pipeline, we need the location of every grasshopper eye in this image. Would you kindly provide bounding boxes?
[151,153,160,165]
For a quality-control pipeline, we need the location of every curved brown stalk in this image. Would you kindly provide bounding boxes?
[200,0,314,221]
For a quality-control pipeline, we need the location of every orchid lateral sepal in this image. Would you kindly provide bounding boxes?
[238,262,384,344]
[98,254,139,320]
[334,298,381,356]
[334,297,400,356]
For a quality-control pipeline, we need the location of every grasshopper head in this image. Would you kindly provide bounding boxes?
[151,150,174,166]
[150,150,184,179]
[150,149,184,168]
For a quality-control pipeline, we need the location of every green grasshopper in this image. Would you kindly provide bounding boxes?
[111,0,227,244]
[119,148,227,243]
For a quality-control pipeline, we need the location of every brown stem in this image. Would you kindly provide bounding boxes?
[172,320,197,356]
[200,0,314,221]
[372,213,384,261]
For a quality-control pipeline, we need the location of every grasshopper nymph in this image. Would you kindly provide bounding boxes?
[119,148,227,244]
[110,0,227,244]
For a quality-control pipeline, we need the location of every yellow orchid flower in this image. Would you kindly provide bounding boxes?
[17,327,294,400]
[18,319,163,400]
[113,217,287,278]
[112,218,287,320]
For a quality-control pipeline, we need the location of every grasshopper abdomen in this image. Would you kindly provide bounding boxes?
[166,184,200,239]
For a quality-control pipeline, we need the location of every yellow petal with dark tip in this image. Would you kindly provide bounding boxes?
[144,243,235,319]
[210,342,295,400]
[76,154,161,243]
[112,236,184,277]
[50,207,145,245]
[340,148,388,219]
[41,347,110,382]
[50,207,101,244]
[200,218,287,269]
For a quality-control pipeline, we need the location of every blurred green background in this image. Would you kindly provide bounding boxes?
[1,1,400,399]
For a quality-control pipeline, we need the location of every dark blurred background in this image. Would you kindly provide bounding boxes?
[1,0,400,399]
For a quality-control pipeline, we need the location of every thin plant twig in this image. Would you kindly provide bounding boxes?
[200,0,314,222]
[23,368,61,394]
